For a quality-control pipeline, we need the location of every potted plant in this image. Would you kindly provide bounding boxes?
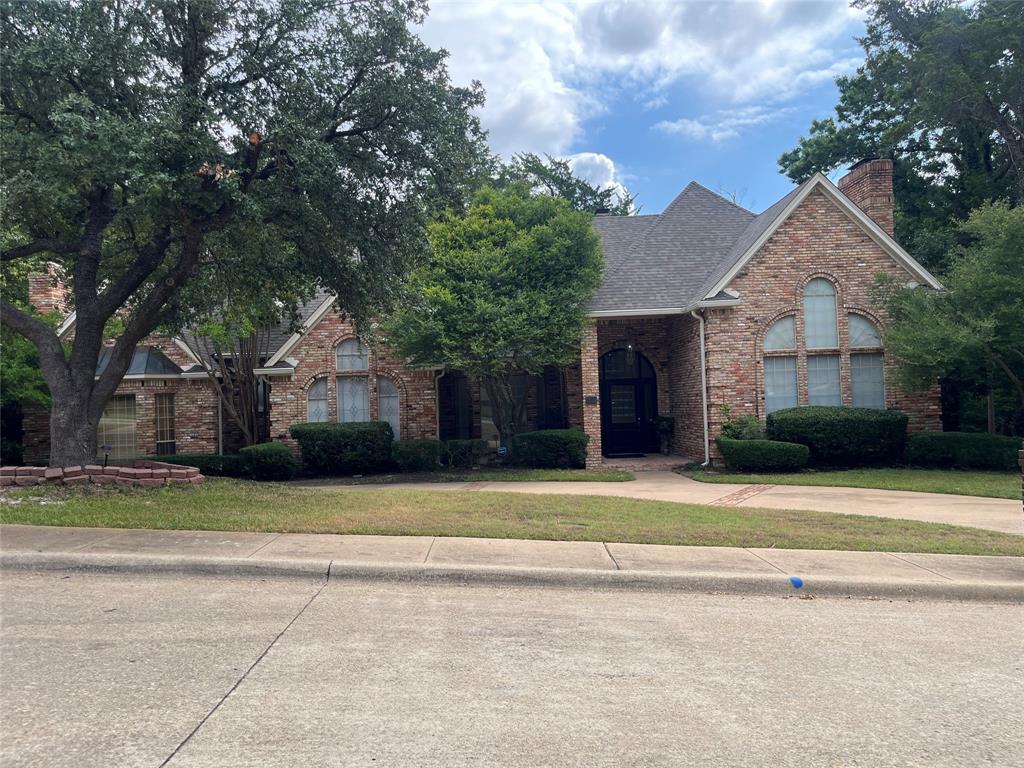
[655,416,675,455]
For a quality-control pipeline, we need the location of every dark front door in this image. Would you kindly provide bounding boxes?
[600,349,659,455]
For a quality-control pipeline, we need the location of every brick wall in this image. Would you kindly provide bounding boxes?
[666,313,705,460]
[266,307,439,447]
[837,159,895,237]
[27,262,70,314]
[703,185,941,458]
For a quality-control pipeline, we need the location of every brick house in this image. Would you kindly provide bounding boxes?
[22,159,942,468]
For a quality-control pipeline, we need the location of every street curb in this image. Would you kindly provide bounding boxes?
[4,550,1023,602]
[0,552,331,582]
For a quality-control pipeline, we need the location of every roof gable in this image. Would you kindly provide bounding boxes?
[700,173,942,299]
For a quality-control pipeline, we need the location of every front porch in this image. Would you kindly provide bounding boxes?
[574,314,707,468]
[599,452,695,471]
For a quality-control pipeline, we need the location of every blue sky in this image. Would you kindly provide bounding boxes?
[420,1,867,213]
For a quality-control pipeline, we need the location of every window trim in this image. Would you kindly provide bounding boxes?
[306,377,329,423]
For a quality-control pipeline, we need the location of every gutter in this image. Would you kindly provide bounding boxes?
[690,310,711,467]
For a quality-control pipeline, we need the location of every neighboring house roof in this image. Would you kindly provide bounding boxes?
[588,173,941,316]
[96,346,183,378]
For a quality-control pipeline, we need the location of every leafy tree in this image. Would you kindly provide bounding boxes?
[501,153,634,214]
[878,203,1024,434]
[0,0,486,465]
[779,0,1023,270]
[384,186,603,443]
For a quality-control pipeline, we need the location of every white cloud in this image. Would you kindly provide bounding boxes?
[419,1,862,156]
[566,151,631,204]
[654,106,798,142]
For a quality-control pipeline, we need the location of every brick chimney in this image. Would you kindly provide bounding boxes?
[27,262,70,315]
[837,158,894,237]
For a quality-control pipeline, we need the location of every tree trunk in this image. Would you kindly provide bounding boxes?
[47,390,100,467]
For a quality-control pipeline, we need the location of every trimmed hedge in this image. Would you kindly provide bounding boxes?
[908,431,1021,471]
[766,406,908,467]
[509,429,588,469]
[150,453,248,477]
[716,437,809,472]
[239,442,299,481]
[289,422,393,475]
[393,438,443,472]
[442,439,488,469]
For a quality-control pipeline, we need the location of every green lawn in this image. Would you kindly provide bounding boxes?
[684,467,1021,500]
[301,468,634,484]
[2,478,1021,556]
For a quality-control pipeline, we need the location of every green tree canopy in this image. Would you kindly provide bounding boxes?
[0,0,487,465]
[500,153,634,214]
[384,186,603,442]
[779,0,1023,270]
[879,203,1024,433]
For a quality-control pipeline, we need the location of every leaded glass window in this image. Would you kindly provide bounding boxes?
[307,378,329,422]
[803,278,838,349]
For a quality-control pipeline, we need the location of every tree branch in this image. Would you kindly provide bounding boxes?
[0,298,67,375]
[1,239,81,262]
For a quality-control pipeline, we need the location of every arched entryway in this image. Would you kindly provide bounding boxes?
[599,348,659,455]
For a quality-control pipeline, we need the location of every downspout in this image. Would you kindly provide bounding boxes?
[217,396,223,456]
[690,310,710,467]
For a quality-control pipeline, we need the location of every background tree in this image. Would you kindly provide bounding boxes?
[0,0,487,465]
[501,153,634,214]
[384,186,603,444]
[779,0,1023,271]
[878,203,1024,435]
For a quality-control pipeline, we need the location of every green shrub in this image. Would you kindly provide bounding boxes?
[442,439,489,468]
[509,429,589,469]
[720,414,763,440]
[238,442,299,481]
[289,422,393,475]
[393,438,442,472]
[150,453,248,477]
[766,406,908,467]
[908,431,1021,471]
[716,437,809,472]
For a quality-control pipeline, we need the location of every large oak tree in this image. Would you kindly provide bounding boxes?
[0,0,486,465]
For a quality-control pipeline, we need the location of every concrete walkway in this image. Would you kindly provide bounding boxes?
[2,524,1022,602]
[299,471,1024,535]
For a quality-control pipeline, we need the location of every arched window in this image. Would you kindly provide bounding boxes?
[763,317,797,413]
[849,314,884,408]
[377,377,400,439]
[803,279,840,405]
[307,378,329,422]
[764,316,796,351]
[803,279,838,349]
[336,338,369,371]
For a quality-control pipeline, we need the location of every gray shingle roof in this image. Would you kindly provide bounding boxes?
[588,180,804,313]
[177,287,335,366]
[96,346,182,377]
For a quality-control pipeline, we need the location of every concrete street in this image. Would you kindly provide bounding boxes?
[299,471,1024,535]
[2,568,1022,767]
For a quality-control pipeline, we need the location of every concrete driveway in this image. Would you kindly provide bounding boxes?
[2,569,1022,767]
[311,471,1024,535]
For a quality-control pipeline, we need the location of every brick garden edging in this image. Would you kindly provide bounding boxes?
[0,460,204,489]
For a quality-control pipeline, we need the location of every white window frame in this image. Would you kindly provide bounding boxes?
[307,378,329,422]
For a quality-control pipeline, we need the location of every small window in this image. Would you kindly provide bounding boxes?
[336,338,369,371]
[848,314,882,348]
[807,354,842,406]
[803,278,838,349]
[97,395,136,460]
[852,353,885,409]
[338,376,369,422]
[307,378,329,422]
[155,393,176,454]
[764,316,796,351]
[377,377,400,439]
[764,356,798,413]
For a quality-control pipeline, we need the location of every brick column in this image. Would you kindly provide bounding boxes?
[580,321,602,467]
